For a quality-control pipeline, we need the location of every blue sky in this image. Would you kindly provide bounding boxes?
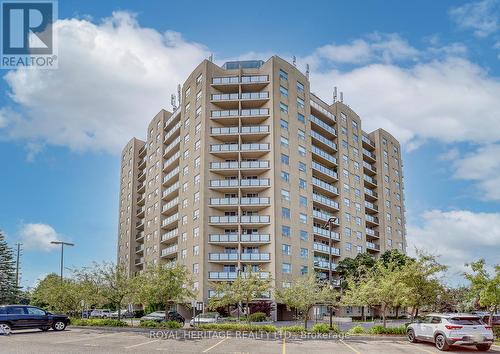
[1,0,499,288]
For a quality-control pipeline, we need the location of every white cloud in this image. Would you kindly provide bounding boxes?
[309,57,500,146]
[452,144,500,201]
[407,210,500,284]
[19,223,62,251]
[439,147,460,161]
[1,11,209,153]
[449,0,500,37]
[308,33,418,65]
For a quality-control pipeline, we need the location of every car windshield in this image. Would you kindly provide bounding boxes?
[150,312,164,316]
[449,317,483,325]
[199,313,218,318]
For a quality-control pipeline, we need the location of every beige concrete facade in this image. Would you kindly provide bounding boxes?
[117,56,406,318]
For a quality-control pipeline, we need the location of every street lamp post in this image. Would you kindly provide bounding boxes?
[50,241,75,281]
[324,217,338,330]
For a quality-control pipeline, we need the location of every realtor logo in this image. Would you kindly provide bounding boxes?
[1,0,58,68]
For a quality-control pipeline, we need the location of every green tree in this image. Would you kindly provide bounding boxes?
[208,272,271,323]
[464,259,500,325]
[31,273,82,313]
[74,262,135,320]
[134,264,195,321]
[380,249,412,268]
[275,275,328,329]
[0,231,19,304]
[318,284,342,329]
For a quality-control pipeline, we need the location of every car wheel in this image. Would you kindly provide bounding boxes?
[407,329,418,343]
[476,344,491,351]
[434,334,450,351]
[0,323,11,335]
[52,321,67,331]
[40,327,50,332]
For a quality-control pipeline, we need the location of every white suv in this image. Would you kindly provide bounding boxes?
[89,309,111,319]
[407,313,494,351]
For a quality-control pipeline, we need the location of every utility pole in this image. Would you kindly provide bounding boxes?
[50,241,75,281]
[324,217,338,330]
[15,243,22,288]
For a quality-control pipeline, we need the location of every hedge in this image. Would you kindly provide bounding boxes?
[369,325,407,335]
[248,312,267,322]
[70,318,128,327]
[347,325,365,334]
[197,323,277,332]
[139,320,183,329]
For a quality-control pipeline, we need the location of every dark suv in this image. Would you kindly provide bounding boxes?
[0,305,70,334]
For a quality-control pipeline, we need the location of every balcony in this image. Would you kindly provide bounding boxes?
[240,108,270,123]
[162,181,179,200]
[313,226,340,241]
[163,136,181,158]
[161,228,179,243]
[310,131,337,151]
[211,93,239,102]
[240,125,270,137]
[210,161,239,170]
[209,215,239,225]
[161,213,179,228]
[313,193,339,210]
[366,242,380,252]
[362,134,376,149]
[240,143,270,153]
[161,245,178,257]
[210,127,239,138]
[313,260,337,271]
[363,161,377,175]
[135,219,144,229]
[365,214,379,225]
[240,160,270,170]
[208,234,239,243]
[363,174,377,187]
[313,209,334,222]
[138,145,146,156]
[209,253,238,262]
[135,244,144,253]
[366,228,380,239]
[240,234,271,243]
[210,143,239,154]
[312,177,338,196]
[164,111,180,130]
[162,197,179,214]
[240,75,269,84]
[208,272,238,280]
[365,201,378,213]
[209,197,239,207]
[138,157,146,169]
[210,179,239,189]
[137,181,145,193]
[137,193,145,206]
[240,215,270,225]
[240,253,271,261]
[363,148,376,162]
[135,231,144,241]
[210,110,239,123]
[136,206,145,217]
[313,243,341,256]
[312,161,338,180]
[240,178,270,188]
[135,257,144,265]
[163,167,180,185]
[240,197,270,206]
[212,76,239,85]
[310,99,336,122]
[310,115,337,137]
[364,187,378,200]
[311,145,337,166]
[163,151,180,171]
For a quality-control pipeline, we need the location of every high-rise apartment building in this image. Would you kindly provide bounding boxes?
[117,56,406,319]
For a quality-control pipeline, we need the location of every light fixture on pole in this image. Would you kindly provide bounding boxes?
[50,241,75,281]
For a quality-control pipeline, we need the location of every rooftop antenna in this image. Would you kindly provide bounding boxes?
[177,84,181,106]
[209,54,213,62]
[292,56,296,67]
[171,94,177,111]
[306,64,310,80]
[333,87,338,103]
[340,92,344,103]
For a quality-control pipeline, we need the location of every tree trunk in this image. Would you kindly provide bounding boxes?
[415,307,419,318]
[382,304,387,328]
[246,301,250,324]
[118,307,121,321]
[395,306,399,319]
[361,306,365,321]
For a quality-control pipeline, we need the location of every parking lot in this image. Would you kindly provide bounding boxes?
[1,328,499,353]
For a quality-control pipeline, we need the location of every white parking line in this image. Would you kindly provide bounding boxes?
[202,337,229,352]
[339,339,362,354]
[55,332,121,344]
[124,339,160,349]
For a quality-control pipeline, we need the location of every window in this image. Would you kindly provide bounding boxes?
[193,209,199,220]
[282,263,291,273]
[195,140,201,151]
[344,198,350,207]
[300,248,308,258]
[194,174,200,185]
[195,156,200,169]
[297,81,304,92]
[356,245,363,254]
[279,69,288,81]
[299,178,307,189]
[299,213,307,224]
[196,73,203,84]
[194,191,200,203]
[282,207,291,219]
[280,102,288,113]
[300,230,308,241]
[280,119,289,130]
[298,129,305,140]
[281,154,289,165]
[195,122,201,134]
[298,145,306,157]
[344,227,351,237]
[345,212,351,222]
[297,113,305,123]
[341,126,347,135]
[298,162,306,172]
[281,171,290,182]
[182,215,188,225]
[193,245,199,255]
[280,85,288,97]
[281,136,289,148]
[282,225,291,237]
[181,249,187,259]
[282,244,291,255]
[281,189,290,201]
[196,90,202,102]
[345,242,352,251]
[193,227,199,238]
[193,263,199,274]
[183,182,189,192]
[297,97,305,109]
[300,265,308,275]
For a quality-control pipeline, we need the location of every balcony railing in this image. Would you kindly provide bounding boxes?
[310,131,337,150]
[161,245,178,256]
[209,253,238,261]
[313,193,339,209]
[364,187,378,198]
[211,109,239,118]
[208,272,238,280]
[211,93,239,101]
[363,161,377,173]
[240,75,269,83]
[211,127,239,135]
[310,99,336,122]
[364,175,377,185]
[161,229,178,242]
[365,214,379,224]
[240,108,269,116]
[312,145,337,164]
[310,115,337,136]
[163,151,180,170]
[240,178,270,187]
[240,92,269,99]
[362,134,375,147]
[240,160,269,169]
[162,182,179,198]
[210,179,239,188]
[210,144,239,152]
[240,125,270,134]
[313,260,337,270]
[161,213,179,227]
[209,198,239,206]
[162,197,179,212]
[135,257,144,265]
[240,234,270,243]
[240,143,270,151]
[363,149,376,160]
[210,161,239,170]
[209,216,238,224]
[313,226,340,240]
[312,177,338,195]
[365,201,378,211]
[209,234,239,243]
[313,209,334,221]
[240,253,271,261]
[312,161,338,179]
[240,215,270,224]
[164,122,181,142]
[163,167,180,184]
[313,243,341,256]
[212,76,239,85]
[366,228,380,237]
[366,242,380,251]
[240,197,270,205]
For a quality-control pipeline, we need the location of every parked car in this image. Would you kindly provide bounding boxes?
[407,313,494,351]
[480,314,500,327]
[81,310,92,319]
[89,309,111,318]
[140,310,185,324]
[190,312,220,327]
[109,309,134,319]
[0,305,70,334]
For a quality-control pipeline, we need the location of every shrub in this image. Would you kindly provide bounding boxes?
[139,320,160,328]
[139,320,182,329]
[348,325,365,334]
[370,325,406,335]
[310,323,330,334]
[70,318,128,327]
[249,312,267,322]
[279,325,306,333]
[198,323,277,332]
